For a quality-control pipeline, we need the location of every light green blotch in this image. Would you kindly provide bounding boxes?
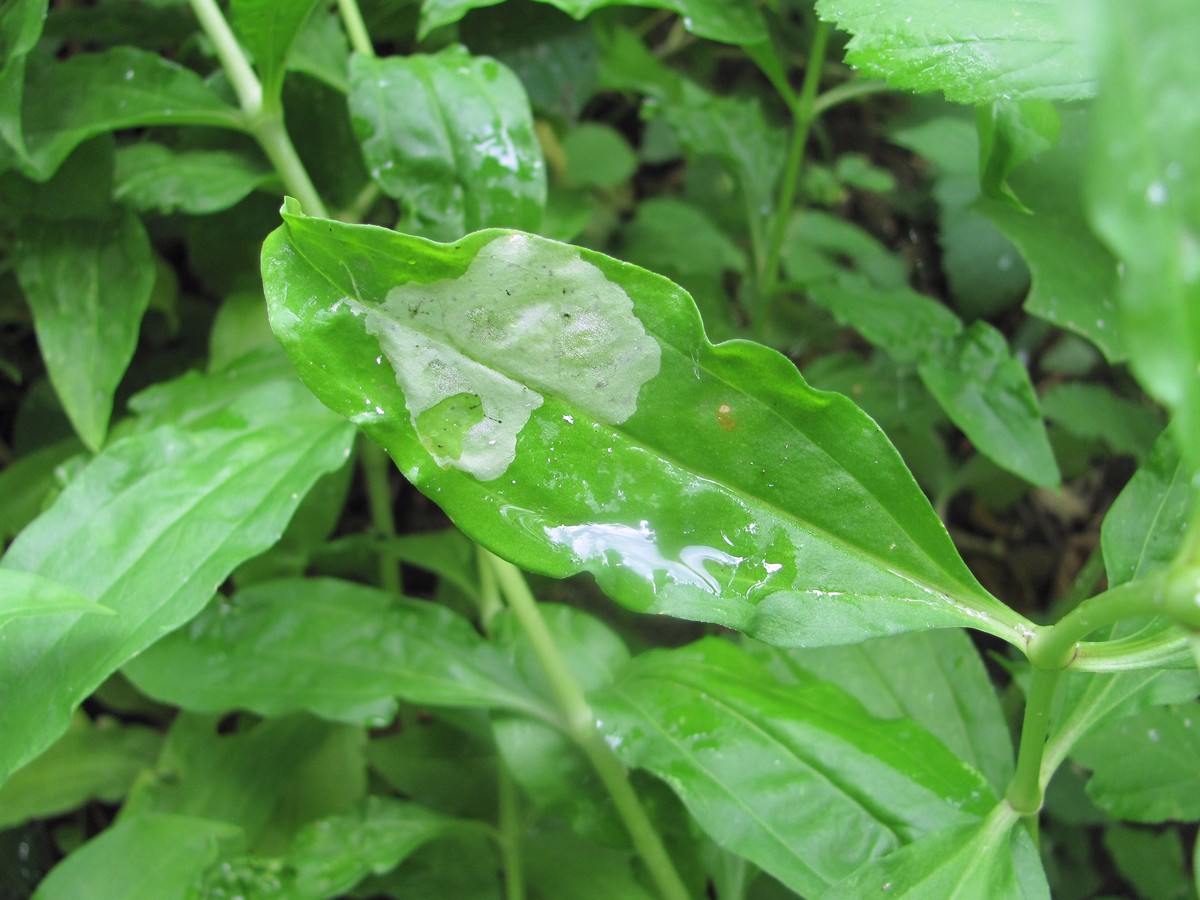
[351,233,661,481]
[413,392,485,463]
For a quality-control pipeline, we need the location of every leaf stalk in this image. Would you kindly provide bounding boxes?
[187,0,262,116]
[337,0,376,58]
[485,551,693,900]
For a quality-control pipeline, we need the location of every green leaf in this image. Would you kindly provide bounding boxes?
[238,797,462,900]
[348,47,545,240]
[0,0,48,166]
[563,122,637,189]
[917,322,1060,488]
[124,577,549,725]
[592,638,992,896]
[114,143,275,215]
[820,807,1049,899]
[1102,431,1191,587]
[33,814,240,900]
[1085,0,1200,470]
[18,46,244,180]
[807,278,1059,486]
[123,713,333,844]
[420,0,766,45]
[750,629,1014,796]
[523,828,656,900]
[1105,824,1194,900]
[0,569,109,632]
[288,6,351,94]
[0,363,355,786]
[0,437,81,540]
[1072,703,1200,823]
[1041,383,1161,463]
[977,100,1060,211]
[14,209,155,449]
[366,720,497,818]
[816,0,1095,104]
[263,214,1032,648]
[0,714,160,829]
[231,0,322,98]
[978,111,1123,362]
[783,211,908,291]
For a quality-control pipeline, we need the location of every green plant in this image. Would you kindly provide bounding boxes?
[1,0,1197,896]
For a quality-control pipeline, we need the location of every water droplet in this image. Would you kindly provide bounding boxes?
[124,69,134,80]
[1147,181,1168,205]
[1148,728,1161,742]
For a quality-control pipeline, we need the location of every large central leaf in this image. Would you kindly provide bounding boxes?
[263,208,1030,648]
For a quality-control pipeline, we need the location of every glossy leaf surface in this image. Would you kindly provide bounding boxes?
[114,143,274,215]
[821,809,1049,899]
[816,0,1094,104]
[34,814,239,900]
[1086,0,1200,468]
[124,577,549,725]
[0,0,46,164]
[231,0,321,97]
[14,209,154,449]
[0,360,355,786]
[419,0,766,45]
[18,46,243,179]
[0,716,160,829]
[348,47,545,241]
[1073,703,1200,823]
[592,639,991,896]
[751,629,1014,794]
[264,212,1030,648]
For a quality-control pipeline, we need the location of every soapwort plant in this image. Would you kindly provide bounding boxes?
[0,0,1198,897]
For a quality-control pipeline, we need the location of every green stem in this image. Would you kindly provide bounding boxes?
[1005,666,1061,821]
[485,552,692,900]
[498,765,526,900]
[1028,575,1168,670]
[812,79,890,116]
[360,440,401,594]
[475,544,505,634]
[251,106,329,218]
[760,20,830,301]
[337,0,375,58]
[187,0,262,116]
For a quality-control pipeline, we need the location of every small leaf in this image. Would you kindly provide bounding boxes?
[820,808,1050,899]
[0,715,160,829]
[420,0,766,45]
[124,577,549,725]
[114,143,275,215]
[288,6,351,93]
[978,111,1123,362]
[14,209,154,449]
[1073,703,1200,823]
[563,122,637,189]
[1105,824,1193,900]
[977,99,1060,210]
[0,0,48,166]
[808,278,1059,486]
[19,46,244,180]
[1041,383,1161,463]
[0,438,81,541]
[264,214,1033,648]
[816,0,1095,104]
[348,47,545,240]
[0,361,355,786]
[592,638,992,896]
[1102,431,1191,587]
[33,814,240,900]
[1085,0,1200,470]
[231,0,322,98]
[918,322,1060,488]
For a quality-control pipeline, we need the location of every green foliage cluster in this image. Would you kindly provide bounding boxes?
[0,0,1198,897]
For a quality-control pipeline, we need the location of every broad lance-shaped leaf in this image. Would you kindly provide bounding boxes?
[124,577,551,724]
[231,0,322,98]
[263,210,1032,649]
[816,0,1095,105]
[0,357,355,786]
[348,47,545,241]
[17,46,244,180]
[0,570,110,632]
[14,208,155,450]
[591,639,993,896]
